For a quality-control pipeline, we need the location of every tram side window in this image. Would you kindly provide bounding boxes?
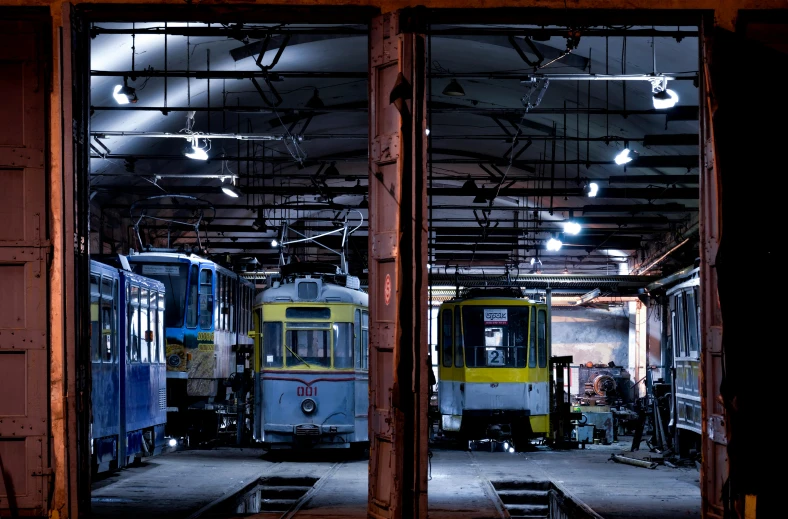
[150,291,159,363]
[101,277,113,362]
[113,280,119,363]
[537,308,547,368]
[241,285,248,333]
[263,322,283,367]
[354,310,362,369]
[361,310,369,370]
[140,289,150,363]
[90,275,100,362]
[454,311,464,367]
[230,278,236,333]
[441,309,453,367]
[687,289,700,359]
[157,291,165,363]
[528,308,537,368]
[186,265,199,328]
[675,293,687,358]
[215,274,223,331]
[334,323,353,368]
[199,269,214,330]
[129,285,140,362]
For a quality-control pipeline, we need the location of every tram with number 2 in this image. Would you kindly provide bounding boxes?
[435,287,553,451]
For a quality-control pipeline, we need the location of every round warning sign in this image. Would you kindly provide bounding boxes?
[384,274,392,305]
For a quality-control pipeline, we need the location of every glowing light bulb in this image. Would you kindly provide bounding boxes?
[113,85,130,105]
[564,221,581,235]
[652,89,679,109]
[614,149,633,165]
[546,237,562,251]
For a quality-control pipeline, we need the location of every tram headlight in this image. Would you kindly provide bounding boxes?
[301,398,317,414]
[168,438,178,447]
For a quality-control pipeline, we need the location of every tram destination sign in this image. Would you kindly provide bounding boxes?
[483,309,508,325]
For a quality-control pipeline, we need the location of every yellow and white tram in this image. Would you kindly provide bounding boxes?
[436,287,552,451]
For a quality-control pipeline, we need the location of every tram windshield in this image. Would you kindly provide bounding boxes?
[462,306,529,368]
[262,320,355,369]
[134,263,189,328]
[285,324,331,368]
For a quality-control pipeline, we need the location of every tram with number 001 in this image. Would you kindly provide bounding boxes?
[249,261,369,451]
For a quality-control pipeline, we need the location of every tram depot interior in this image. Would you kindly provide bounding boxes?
[9,3,780,519]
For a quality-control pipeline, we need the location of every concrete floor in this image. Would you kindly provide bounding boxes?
[90,437,701,519]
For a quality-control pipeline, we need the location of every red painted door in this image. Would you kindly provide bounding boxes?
[367,9,429,519]
[0,13,51,516]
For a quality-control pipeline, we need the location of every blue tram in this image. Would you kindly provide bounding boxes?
[250,262,369,451]
[666,266,702,459]
[90,259,167,473]
[124,251,255,443]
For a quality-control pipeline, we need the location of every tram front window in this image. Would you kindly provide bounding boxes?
[136,263,189,328]
[286,325,330,368]
[462,306,528,368]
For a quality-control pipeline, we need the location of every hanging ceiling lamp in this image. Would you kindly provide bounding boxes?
[442,78,465,97]
[113,77,138,104]
[305,88,325,109]
[324,161,340,175]
[221,178,240,198]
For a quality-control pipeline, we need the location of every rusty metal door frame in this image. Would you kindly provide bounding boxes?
[700,14,785,518]
[367,9,429,519]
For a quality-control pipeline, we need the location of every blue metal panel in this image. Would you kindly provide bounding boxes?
[91,362,120,440]
[260,371,361,448]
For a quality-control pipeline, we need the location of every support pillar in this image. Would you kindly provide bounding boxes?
[367,8,429,519]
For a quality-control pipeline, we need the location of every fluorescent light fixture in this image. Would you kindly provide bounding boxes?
[652,89,679,109]
[546,237,562,251]
[564,221,581,235]
[614,148,634,165]
[185,137,209,160]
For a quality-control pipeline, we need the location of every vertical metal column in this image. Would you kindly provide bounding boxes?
[367,9,428,519]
